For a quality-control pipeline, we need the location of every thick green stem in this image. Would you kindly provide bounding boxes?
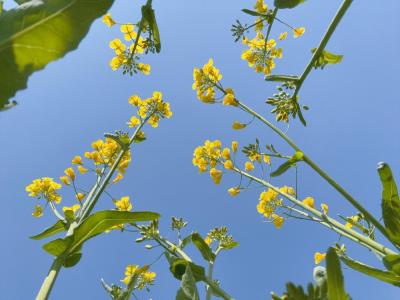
[292,0,353,98]
[35,256,64,300]
[205,247,221,300]
[237,100,393,246]
[234,167,397,256]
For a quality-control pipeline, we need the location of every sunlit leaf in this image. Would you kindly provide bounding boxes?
[30,220,67,240]
[0,0,114,110]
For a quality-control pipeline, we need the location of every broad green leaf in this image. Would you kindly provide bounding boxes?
[63,252,82,268]
[30,220,67,240]
[274,0,306,9]
[339,253,400,287]
[378,162,400,246]
[169,258,206,282]
[383,254,400,275]
[326,248,347,300]
[42,237,71,256]
[311,48,343,69]
[271,151,303,177]
[241,9,268,17]
[176,265,200,300]
[0,0,114,110]
[191,233,216,262]
[69,210,159,252]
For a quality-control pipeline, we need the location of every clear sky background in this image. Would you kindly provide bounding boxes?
[1,0,400,299]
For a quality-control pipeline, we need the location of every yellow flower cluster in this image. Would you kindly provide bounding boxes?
[128,91,173,128]
[104,16,150,75]
[85,138,131,175]
[26,178,62,203]
[241,33,282,75]
[192,59,222,103]
[193,139,222,173]
[302,196,329,215]
[256,186,295,229]
[121,265,156,290]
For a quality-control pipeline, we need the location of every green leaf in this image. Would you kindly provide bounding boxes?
[326,248,348,300]
[339,253,400,287]
[30,220,67,240]
[191,233,216,262]
[42,237,71,256]
[241,9,268,17]
[311,48,343,69]
[176,265,200,300]
[383,254,400,275]
[270,151,303,177]
[265,75,299,82]
[169,258,206,282]
[0,0,114,110]
[274,0,306,9]
[69,210,159,253]
[378,162,400,246]
[142,4,161,53]
[63,252,82,268]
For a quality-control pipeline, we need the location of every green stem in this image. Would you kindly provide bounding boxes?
[234,166,397,256]
[35,256,65,300]
[205,247,221,300]
[237,100,393,246]
[292,0,353,99]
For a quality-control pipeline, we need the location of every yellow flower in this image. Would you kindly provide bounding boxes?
[224,160,234,170]
[263,155,271,165]
[345,215,360,229]
[210,168,223,185]
[302,197,315,209]
[102,13,116,27]
[279,186,295,196]
[60,176,70,186]
[204,236,212,246]
[121,265,156,289]
[32,205,43,217]
[77,165,88,174]
[293,27,305,38]
[109,39,126,55]
[254,0,267,13]
[120,24,137,41]
[232,121,246,130]
[244,161,254,172]
[279,32,288,40]
[114,196,132,211]
[64,167,76,181]
[112,173,124,184]
[129,95,142,107]
[26,177,62,203]
[249,153,261,162]
[138,63,151,75]
[76,193,86,202]
[72,156,82,165]
[228,187,241,197]
[221,148,231,160]
[272,214,284,229]
[321,203,329,214]
[223,93,238,106]
[63,204,80,214]
[314,252,327,265]
[109,54,126,71]
[231,141,238,153]
[128,116,140,128]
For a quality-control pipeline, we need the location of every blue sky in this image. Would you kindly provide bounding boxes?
[1,0,400,299]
